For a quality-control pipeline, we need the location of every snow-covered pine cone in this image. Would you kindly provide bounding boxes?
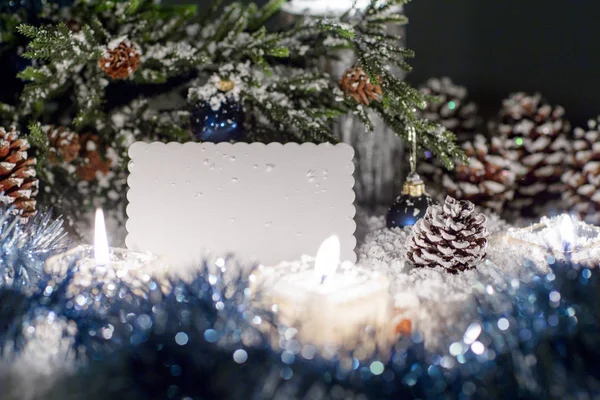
[419,77,481,141]
[44,125,81,164]
[496,92,571,215]
[442,134,516,214]
[562,117,600,225]
[417,77,481,191]
[407,196,488,274]
[339,66,382,106]
[98,39,141,80]
[0,127,38,220]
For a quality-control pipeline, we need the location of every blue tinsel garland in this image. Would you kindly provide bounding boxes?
[0,209,598,399]
[0,209,69,289]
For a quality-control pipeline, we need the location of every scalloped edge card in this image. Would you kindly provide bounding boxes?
[126,142,357,267]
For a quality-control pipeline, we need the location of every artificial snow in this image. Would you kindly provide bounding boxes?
[354,209,541,350]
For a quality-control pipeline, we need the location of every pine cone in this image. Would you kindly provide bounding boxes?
[442,134,516,214]
[562,117,600,225]
[417,78,481,191]
[76,134,111,182]
[495,92,571,215]
[0,127,38,220]
[419,77,480,141]
[339,67,382,106]
[44,125,81,164]
[407,196,488,274]
[98,39,141,80]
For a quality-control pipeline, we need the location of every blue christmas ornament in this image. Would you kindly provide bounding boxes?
[386,173,436,228]
[190,96,244,143]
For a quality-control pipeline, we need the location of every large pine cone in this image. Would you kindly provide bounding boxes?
[496,92,571,215]
[442,134,516,214]
[98,39,141,80]
[562,117,600,224]
[339,66,382,106]
[419,77,480,141]
[44,125,81,164]
[0,127,38,220]
[407,196,488,274]
[417,78,481,191]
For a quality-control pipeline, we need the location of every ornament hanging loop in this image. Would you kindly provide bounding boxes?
[408,126,417,174]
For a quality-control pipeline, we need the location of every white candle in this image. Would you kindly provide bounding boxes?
[45,209,170,295]
[257,235,391,350]
[507,214,600,264]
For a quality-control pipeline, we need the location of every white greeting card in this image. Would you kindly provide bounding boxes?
[126,142,357,267]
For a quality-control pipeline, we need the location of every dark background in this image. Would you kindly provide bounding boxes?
[404,1,600,126]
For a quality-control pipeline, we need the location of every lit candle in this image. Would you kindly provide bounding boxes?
[255,235,391,350]
[45,209,170,293]
[507,214,600,264]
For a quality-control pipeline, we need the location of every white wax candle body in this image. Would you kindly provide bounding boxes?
[45,245,171,294]
[506,215,600,264]
[267,267,391,348]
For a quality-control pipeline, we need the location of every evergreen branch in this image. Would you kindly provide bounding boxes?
[73,70,106,128]
[243,91,337,144]
[6,0,465,228]
[27,121,49,170]
[18,23,99,64]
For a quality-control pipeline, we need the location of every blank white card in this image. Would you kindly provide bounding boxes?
[126,142,357,267]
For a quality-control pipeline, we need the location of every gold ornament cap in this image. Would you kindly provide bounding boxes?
[401,172,426,197]
[218,79,235,92]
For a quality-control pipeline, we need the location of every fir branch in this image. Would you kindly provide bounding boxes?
[73,70,106,128]
[18,23,98,64]
[27,121,49,170]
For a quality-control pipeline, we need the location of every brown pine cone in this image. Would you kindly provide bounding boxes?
[495,92,571,215]
[76,134,112,182]
[44,125,81,164]
[339,67,382,106]
[442,134,516,214]
[0,127,38,220]
[562,117,600,225]
[407,196,488,274]
[98,39,141,80]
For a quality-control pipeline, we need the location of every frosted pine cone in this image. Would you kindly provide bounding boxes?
[562,117,600,225]
[76,134,111,182]
[339,66,382,106]
[44,125,81,164]
[417,78,481,190]
[442,134,516,213]
[419,77,480,141]
[495,92,571,215]
[407,196,488,274]
[98,39,141,80]
[0,127,38,220]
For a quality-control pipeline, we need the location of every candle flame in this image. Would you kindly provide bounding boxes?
[315,235,340,282]
[94,208,110,266]
[560,214,575,251]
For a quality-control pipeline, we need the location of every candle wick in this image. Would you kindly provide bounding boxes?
[320,275,326,285]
